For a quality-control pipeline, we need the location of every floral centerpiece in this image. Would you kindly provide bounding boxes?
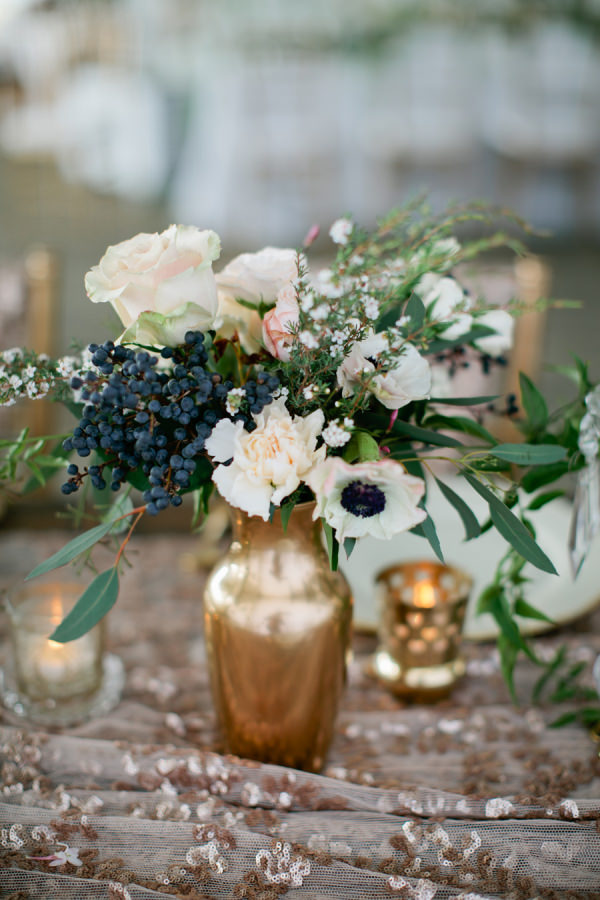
[0,202,589,707]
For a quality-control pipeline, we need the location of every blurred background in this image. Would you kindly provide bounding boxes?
[1,0,600,519]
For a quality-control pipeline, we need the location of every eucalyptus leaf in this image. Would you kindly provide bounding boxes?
[405,292,426,330]
[519,373,548,432]
[434,476,480,540]
[390,420,462,448]
[26,519,118,580]
[463,474,557,575]
[343,537,356,558]
[514,597,554,624]
[490,444,566,466]
[322,521,339,571]
[280,500,296,533]
[50,567,119,643]
[520,461,570,492]
[424,414,496,445]
[428,394,499,407]
[527,489,564,510]
[411,512,444,562]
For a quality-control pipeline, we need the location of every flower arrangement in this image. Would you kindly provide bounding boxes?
[1,201,590,693]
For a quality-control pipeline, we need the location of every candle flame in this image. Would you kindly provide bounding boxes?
[414,581,436,609]
[50,595,64,627]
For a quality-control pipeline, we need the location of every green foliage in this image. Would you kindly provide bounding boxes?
[489,443,567,466]
[26,519,120,581]
[323,521,339,571]
[411,510,444,563]
[50,567,119,643]
[0,430,70,494]
[463,474,557,575]
[434,476,480,540]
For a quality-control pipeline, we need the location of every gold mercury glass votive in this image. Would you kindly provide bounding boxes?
[372,560,472,700]
[2,580,124,726]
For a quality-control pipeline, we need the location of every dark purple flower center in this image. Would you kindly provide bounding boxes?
[340,480,386,518]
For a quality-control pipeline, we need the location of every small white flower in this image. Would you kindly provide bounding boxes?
[329,217,353,245]
[2,348,21,363]
[307,457,426,541]
[310,304,329,321]
[321,420,352,448]
[57,356,77,377]
[302,384,317,400]
[299,330,318,350]
[225,387,245,416]
[363,296,379,320]
[24,365,36,379]
[300,291,315,312]
[9,375,22,388]
[26,382,38,398]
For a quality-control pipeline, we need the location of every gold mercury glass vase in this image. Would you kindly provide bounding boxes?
[203,502,353,772]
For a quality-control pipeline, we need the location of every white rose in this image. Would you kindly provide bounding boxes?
[214,247,299,353]
[307,457,426,541]
[205,398,325,520]
[84,225,221,345]
[473,309,514,357]
[416,273,473,339]
[337,336,431,410]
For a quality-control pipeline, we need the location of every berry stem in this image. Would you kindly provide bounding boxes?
[114,507,145,567]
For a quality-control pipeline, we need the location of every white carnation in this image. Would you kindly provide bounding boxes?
[205,399,325,521]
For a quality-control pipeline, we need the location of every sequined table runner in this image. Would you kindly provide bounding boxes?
[1,531,600,899]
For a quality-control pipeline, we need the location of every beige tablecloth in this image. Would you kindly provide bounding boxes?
[1,531,600,899]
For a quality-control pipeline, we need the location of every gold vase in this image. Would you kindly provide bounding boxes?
[203,503,353,772]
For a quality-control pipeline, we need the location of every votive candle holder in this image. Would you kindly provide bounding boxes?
[372,560,472,700]
[3,579,124,725]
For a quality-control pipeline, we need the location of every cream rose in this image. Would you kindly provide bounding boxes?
[84,225,221,345]
[215,247,299,353]
[262,284,300,361]
[307,457,426,541]
[205,398,325,520]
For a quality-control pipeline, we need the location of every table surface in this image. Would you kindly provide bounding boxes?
[1,530,600,899]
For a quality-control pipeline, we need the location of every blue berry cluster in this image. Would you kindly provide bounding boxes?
[61,331,280,514]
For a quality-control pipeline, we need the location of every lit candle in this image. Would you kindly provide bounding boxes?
[373,560,472,700]
[413,580,437,609]
[8,584,104,703]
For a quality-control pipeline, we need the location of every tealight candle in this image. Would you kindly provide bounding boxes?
[372,560,472,700]
[8,583,104,704]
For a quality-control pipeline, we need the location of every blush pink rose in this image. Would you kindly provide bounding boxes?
[262,285,300,361]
